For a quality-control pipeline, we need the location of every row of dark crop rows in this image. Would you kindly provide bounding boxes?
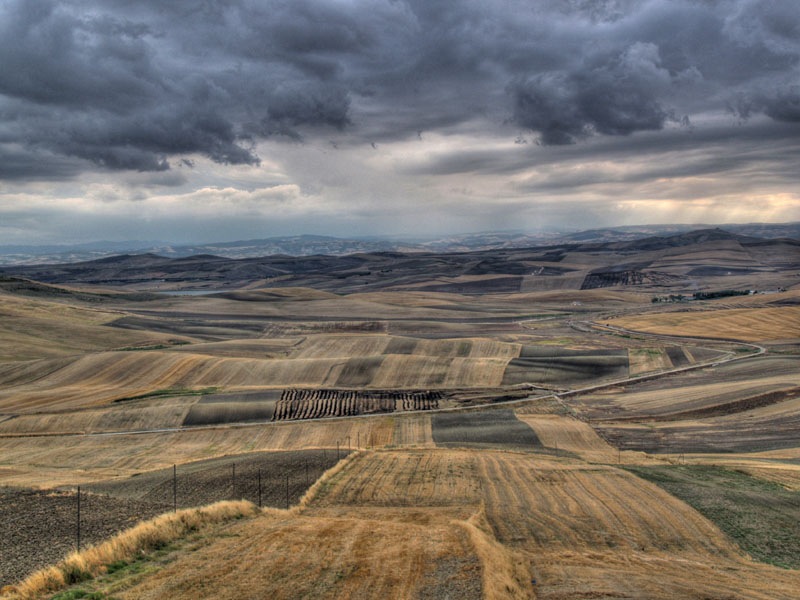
[272,389,442,421]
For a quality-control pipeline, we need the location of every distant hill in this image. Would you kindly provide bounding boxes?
[1,223,798,266]
[2,228,797,295]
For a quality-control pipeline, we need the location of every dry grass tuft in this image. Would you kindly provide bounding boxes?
[5,500,258,600]
[294,450,362,511]
[457,504,533,599]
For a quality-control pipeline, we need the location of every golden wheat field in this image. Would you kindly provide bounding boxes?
[612,304,800,342]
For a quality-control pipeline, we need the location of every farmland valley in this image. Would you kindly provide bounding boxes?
[1,228,799,599]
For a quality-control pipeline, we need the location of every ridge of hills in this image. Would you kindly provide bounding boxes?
[1,222,799,266]
[1,228,798,295]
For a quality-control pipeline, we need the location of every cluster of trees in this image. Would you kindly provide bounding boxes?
[652,289,752,303]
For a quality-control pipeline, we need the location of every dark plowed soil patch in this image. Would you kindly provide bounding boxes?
[384,337,419,355]
[110,315,264,340]
[185,391,281,425]
[197,390,283,404]
[685,346,727,363]
[0,450,349,589]
[413,276,522,294]
[183,401,276,426]
[335,356,385,387]
[665,346,690,367]
[502,354,628,386]
[0,487,169,588]
[432,409,542,448]
[84,450,347,508]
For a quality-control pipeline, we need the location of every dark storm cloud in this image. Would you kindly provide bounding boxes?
[508,42,678,145]
[1,0,799,181]
[0,147,84,180]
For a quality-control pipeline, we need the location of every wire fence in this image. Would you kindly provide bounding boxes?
[0,448,349,588]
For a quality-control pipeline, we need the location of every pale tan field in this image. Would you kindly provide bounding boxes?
[513,413,619,462]
[0,292,183,361]
[0,400,195,435]
[612,305,800,342]
[116,511,481,600]
[626,347,673,375]
[0,330,530,413]
[0,417,394,487]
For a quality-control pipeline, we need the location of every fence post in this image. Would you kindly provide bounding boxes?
[76,486,81,551]
[285,473,289,510]
[232,463,236,500]
[305,460,309,487]
[258,469,262,508]
[337,441,340,461]
[173,464,177,512]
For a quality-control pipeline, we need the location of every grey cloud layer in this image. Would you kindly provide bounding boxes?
[1,0,798,180]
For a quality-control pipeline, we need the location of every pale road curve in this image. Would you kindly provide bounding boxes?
[0,318,768,440]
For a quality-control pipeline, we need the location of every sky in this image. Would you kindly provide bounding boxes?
[0,0,799,245]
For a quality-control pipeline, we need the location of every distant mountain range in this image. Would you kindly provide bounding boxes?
[0,223,798,265]
[3,227,798,296]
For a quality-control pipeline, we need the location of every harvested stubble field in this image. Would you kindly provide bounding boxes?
[110,508,483,600]
[466,450,799,599]
[611,305,800,342]
[513,412,619,462]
